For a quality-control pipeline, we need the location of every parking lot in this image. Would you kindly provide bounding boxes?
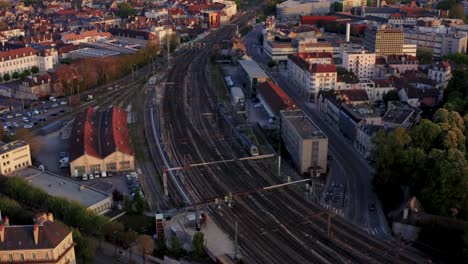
[0,97,70,136]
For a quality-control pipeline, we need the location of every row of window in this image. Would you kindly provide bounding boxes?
[14,161,29,169]
[13,154,29,161]
[0,251,49,262]
[74,160,133,174]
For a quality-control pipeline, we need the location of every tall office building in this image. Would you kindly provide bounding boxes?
[364,25,404,55]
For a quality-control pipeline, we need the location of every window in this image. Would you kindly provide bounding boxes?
[106,162,117,171]
[9,254,13,261]
[32,253,37,260]
[90,164,101,172]
[75,166,85,174]
[20,254,24,261]
[45,252,49,260]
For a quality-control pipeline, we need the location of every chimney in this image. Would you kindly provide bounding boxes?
[33,224,39,245]
[0,224,4,242]
[4,216,9,226]
[47,213,54,222]
[345,23,351,43]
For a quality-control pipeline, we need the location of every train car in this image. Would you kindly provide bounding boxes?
[218,105,259,156]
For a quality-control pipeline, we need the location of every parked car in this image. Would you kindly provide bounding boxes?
[49,96,57,102]
[23,124,33,129]
[107,172,113,177]
[6,115,13,119]
[101,171,107,177]
[89,174,94,180]
[51,103,59,108]
[59,162,69,169]
[60,101,67,105]
[94,171,100,178]
[59,152,68,158]
[59,157,69,164]
[82,174,88,181]
[15,113,22,117]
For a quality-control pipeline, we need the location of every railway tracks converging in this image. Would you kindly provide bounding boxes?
[144,11,430,264]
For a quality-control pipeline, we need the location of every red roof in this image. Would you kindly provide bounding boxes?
[83,108,100,158]
[310,64,336,73]
[111,106,132,155]
[296,52,333,60]
[0,47,37,61]
[258,81,297,115]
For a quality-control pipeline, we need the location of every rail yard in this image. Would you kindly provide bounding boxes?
[142,10,432,264]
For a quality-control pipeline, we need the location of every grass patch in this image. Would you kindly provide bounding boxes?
[209,63,230,103]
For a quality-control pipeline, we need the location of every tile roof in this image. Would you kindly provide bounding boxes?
[310,64,336,73]
[0,46,37,62]
[0,218,71,251]
[334,89,369,103]
[70,106,132,162]
[258,81,297,115]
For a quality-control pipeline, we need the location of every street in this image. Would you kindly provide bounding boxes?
[243,25,391,238]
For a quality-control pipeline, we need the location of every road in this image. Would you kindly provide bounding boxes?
[243,25,391,238]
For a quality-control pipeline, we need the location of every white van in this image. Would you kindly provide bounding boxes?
[101,171,107,178]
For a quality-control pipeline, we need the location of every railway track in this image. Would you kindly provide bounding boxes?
[145,11,431,264]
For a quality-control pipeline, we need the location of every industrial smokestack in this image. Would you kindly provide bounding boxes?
[346,23,351,43]
[377,0,380,7]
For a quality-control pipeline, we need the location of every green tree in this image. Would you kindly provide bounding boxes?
[3,73,10,81]
[416,48,433,64]
[171,236,183,258]
[73,229,96,263]
[192,232,206,259]
[102,221,124,241]
[117,3,137,18]
[331,2,343,12]
[14,128,41,154]
[382,90,399,104]
[156,236,167,256]
[133,187,145,214]
[409,119,442,152]
[421,148,468,216]
[31,66,39,74]
[336,67,350,76]
[450,3,465,19]
[12,72,19,79]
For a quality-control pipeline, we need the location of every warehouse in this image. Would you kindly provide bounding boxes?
[238,56,269,96]
[69,106,134,176]
[280,109,328,175]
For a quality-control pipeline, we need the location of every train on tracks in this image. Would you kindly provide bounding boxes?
[218,105,259,156]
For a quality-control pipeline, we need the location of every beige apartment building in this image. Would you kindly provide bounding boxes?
[364,26,404,55]
[280,109,328,175]
[0,213,76,264]
[0,140,32,175]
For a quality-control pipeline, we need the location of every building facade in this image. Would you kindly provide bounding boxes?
[0,140,32,175]
[364,26,404,55]
[0,213,76,264]
[404,31,467,58]
[287,53,337,101]
[342,50,376,79]
[280,109,328,175]
[428,61,452,89]
[276,0,330,22]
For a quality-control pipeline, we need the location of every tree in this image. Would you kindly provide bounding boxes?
[331,2,343,12]
[192,232,205,259]
[112,189,124,202]
[138,235,154,263]
[382,90,399,104]
[133,187,145,214]
[171,236,183,259]
[73,229,96,263]
[14,129,41,154]
[3,73,10,82]
[409,119,442,152]
[102,221,124,241]
[12,72,19,79]
[417,48,433,64]
[450,3,465,19]
[0,125,4,141]
[161,34,180,52]
[31,66,39,74]
[336,67,350,76]
[117,3,137,18]
[156,236,166,257]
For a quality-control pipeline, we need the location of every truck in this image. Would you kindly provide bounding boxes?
[230,87,245,106]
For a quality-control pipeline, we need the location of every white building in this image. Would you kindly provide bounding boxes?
[342,50,376,80]
[404,30,467,58]
[0,47,38,79]
[61,30,112,45]
[38,48,59,74]
[0,27,24,39]
[276,0,330,22]
[428,61,452,89]
[287,53,337,101]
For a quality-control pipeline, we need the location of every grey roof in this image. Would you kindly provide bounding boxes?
[238,58,269,79]
[281,109,326,140]
[0,140,28,155]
